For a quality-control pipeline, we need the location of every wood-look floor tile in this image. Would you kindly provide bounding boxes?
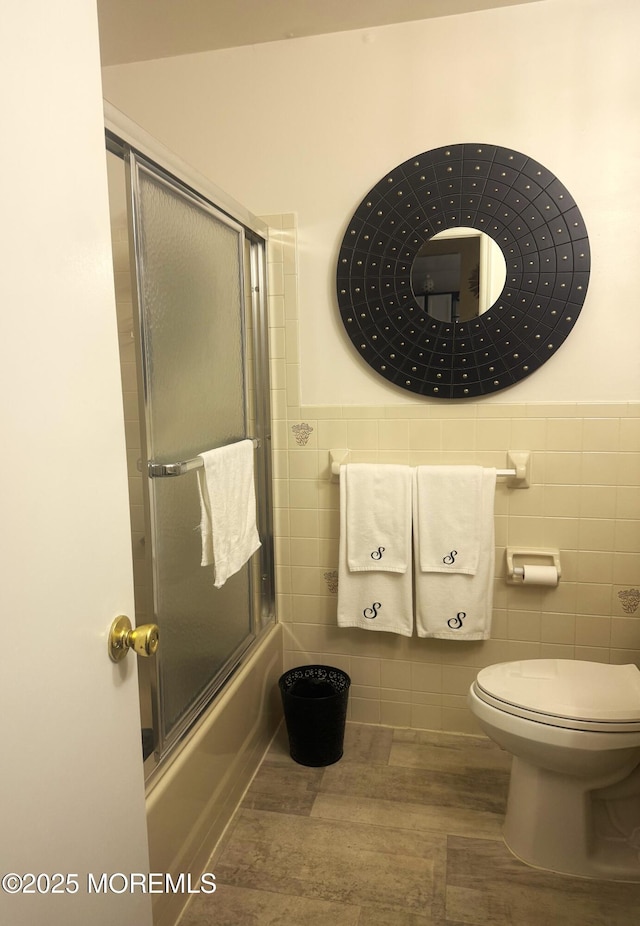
[180,882,360,925]
[242,760,323,815]
[389,732,512,775]
[355,906,436,924]
[341,721,395,765]
[319,761,508,814]
[194,725,640,925]
[215,808,442,913]
[445,835,640,926]
[311,793,504,840]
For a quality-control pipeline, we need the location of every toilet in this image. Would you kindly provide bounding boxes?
[468,659,640,881]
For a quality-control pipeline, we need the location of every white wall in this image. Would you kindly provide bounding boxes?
[102,0,640,406]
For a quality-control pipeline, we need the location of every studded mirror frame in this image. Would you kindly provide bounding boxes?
[336,144,590,398]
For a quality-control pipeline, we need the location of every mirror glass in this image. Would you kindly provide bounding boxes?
[410,228,507,322]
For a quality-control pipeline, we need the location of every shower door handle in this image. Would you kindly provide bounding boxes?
[108,615,159,663]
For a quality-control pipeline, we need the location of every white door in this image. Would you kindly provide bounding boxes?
[0,2,152,925]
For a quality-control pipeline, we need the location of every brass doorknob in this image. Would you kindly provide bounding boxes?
[108,615,159,663]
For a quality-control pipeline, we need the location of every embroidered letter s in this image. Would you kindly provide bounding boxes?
[363,602,382,620]
[447,611,466,630]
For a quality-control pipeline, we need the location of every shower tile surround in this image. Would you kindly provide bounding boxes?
[265,214,640,735]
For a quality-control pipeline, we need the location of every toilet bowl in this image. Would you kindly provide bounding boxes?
[468,659,640,881]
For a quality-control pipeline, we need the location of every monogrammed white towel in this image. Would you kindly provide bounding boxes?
[414,465,484,574]
[344,463,412,573]
[197,440,261,589]
[337,466,413,635]
[414,468,496,640]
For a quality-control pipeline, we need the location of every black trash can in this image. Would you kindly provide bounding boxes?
[278,665,351,767]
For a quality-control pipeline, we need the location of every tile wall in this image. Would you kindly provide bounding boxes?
[265,213,640,734]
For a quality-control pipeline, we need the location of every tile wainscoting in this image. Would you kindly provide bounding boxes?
[265,214,640,735]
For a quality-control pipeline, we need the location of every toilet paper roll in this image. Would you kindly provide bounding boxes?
[521,564,559,587]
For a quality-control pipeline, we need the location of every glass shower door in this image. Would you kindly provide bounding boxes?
[128,152,258,756]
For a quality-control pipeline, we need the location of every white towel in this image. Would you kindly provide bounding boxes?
[196,440,261,589]
[414,465,483,574]
[345,463,412,572]
[414,468,496,640]
[337,465,413,636]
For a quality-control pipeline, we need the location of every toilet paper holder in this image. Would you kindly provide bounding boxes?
[505,548,562,585]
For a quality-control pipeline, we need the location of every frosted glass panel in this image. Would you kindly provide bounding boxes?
[132,159,253,741]
[137,166,245,456]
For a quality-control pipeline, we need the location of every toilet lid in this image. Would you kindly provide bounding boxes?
[475,660,640,727]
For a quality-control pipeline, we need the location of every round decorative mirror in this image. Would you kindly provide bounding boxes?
[336,144,590,398]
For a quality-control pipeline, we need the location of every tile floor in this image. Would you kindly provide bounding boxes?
[181,723,640,925]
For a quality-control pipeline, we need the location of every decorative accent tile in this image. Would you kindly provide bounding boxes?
[323,570,338,594]
[618,588,640,614]
[291,422,314,446]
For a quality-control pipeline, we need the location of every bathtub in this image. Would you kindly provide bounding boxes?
[146,622,283,926]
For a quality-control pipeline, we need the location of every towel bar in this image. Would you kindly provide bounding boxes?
[328,449,530,487]
[148,438,261,477]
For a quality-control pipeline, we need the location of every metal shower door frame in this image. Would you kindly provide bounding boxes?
[105,105,274,782]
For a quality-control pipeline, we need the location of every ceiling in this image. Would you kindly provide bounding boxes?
[97,0,543,67]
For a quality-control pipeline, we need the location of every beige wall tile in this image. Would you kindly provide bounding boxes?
[612,553,640,584]
[380,701,411,727]
[615,519,640,553]
[511,417,547,450]
[582,453,619,486]
[542,518,580,550]
[540,613,575,644]
[616,486,640,520]
[618,453,640,485]
[610,618,640,650]
[441,707,480,734]
[270,222,640,737]
[542,485,581,518]
[411,663,443,693]
[582,417,620,450]
[350,656,381,687]
[579,518,615,551]
[579,485,617,518]
[575,551,613,584]
[574,645,610,663]
[477,418,511,450]
[611,648,640,665]
[620,418,640,451]
[539,643,575,659]
[288,450,320,480]
[507,611,541,642]
[547,418,583,451]
[576,583,613,615]
[380,660,411,690]
[575,615,611,647]
[350,698,381,724]
[379,419,409,450]
[544,452,582,485]
[442,418,477,449]
[346,419,379,450]
[289,479,319,509]
[289,538,320,567]
[411,704,442,731]
[441,665,479,695]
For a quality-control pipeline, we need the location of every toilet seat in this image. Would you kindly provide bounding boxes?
[474,659,640,733]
